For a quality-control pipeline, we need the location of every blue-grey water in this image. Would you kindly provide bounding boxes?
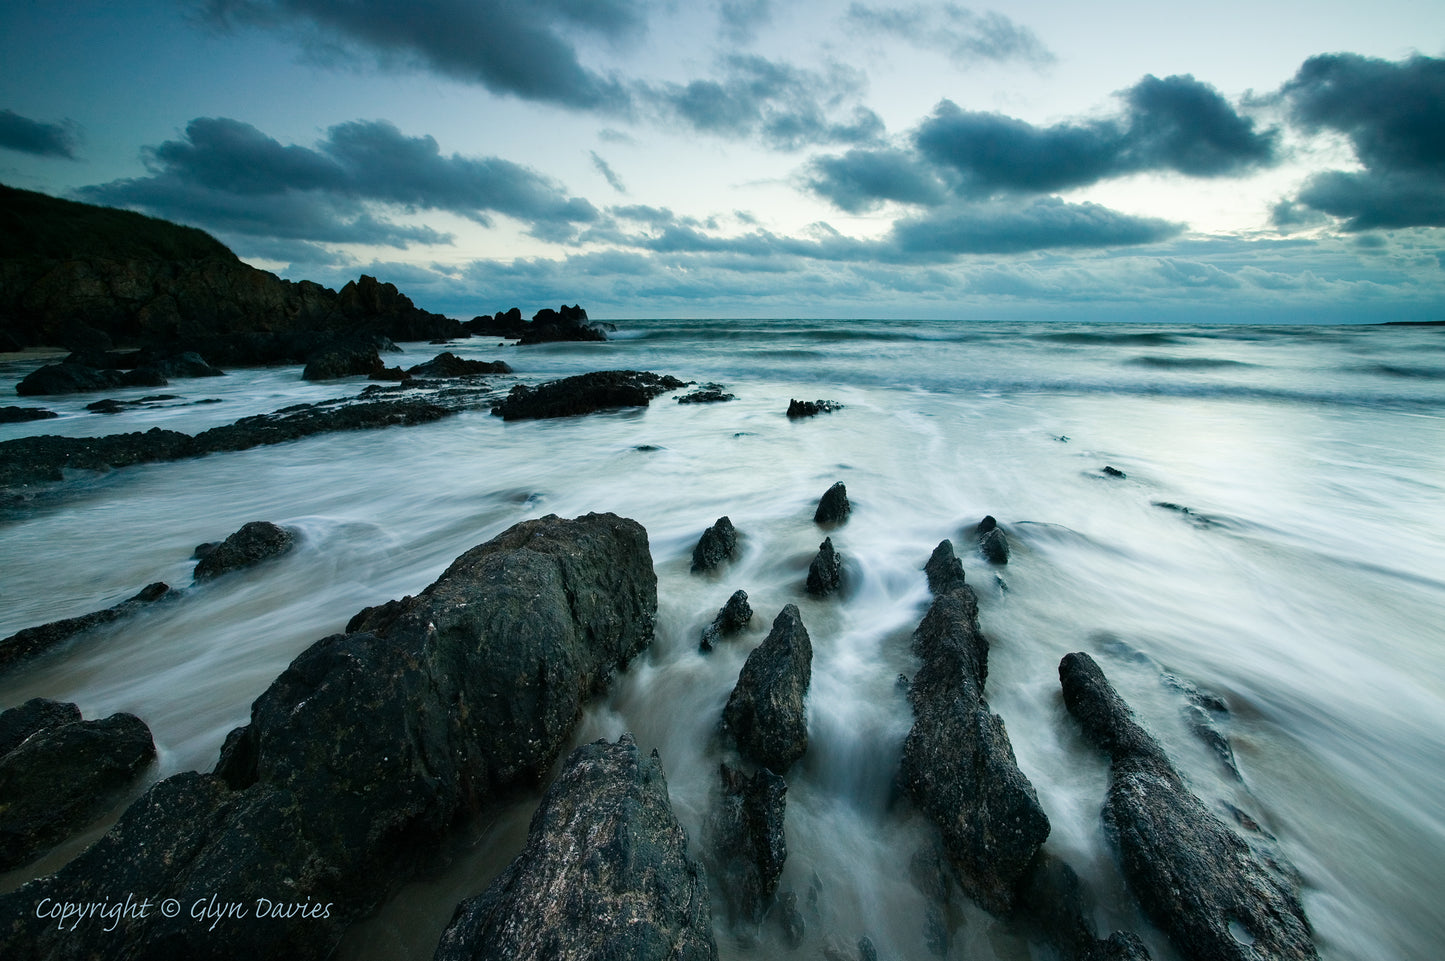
[2,320,1443,961]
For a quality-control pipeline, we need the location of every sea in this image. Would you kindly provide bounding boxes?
[2,318,1443,961]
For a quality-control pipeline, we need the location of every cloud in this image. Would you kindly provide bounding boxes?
[0,109,80,159]
[649,55,884,150]
[202,0,640,110]
[845,3,1054,68]
[803,146,949,212]
[914,75,1276,197]
[889,197,1182,256]
[77,116,596,246]
[590,151,627,193]
[1280,53,1445,229]
[716,0,773,44]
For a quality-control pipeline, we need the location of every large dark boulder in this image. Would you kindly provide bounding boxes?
[193,521,296,581]
[0,712,155,871]
[0,582,171,674]
[404,352,511,378]
[814,481,851,525]
[900,540,1049,915]
[0,698,82,757]
[491,370,685,420]
[707,762,787,925]
[16,362,167,396]
[1059,652,1317,961]
[722,605,812,773]
[976,516,1010,565]
[434,734,716,961]
[806,536,843,597]
[700,589,753,652]
[691,515,739,573]
[0,512,657,960]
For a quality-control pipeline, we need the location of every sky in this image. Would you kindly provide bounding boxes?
[2,0,1443,322]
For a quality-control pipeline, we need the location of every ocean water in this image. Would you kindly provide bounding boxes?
[2,319,1443,961]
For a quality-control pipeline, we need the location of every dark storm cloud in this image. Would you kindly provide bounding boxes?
[78,117,596,246]
[1278,53,1445,230]
[650,56,884,150]
[845,3,1054,67]
[915,75,1276,196]
[803,147,949,212]
[202,0,640,110]
[889,198,1182,256]
[0,109,80,159]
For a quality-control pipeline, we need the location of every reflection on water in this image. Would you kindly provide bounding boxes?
[3,320,1444,960]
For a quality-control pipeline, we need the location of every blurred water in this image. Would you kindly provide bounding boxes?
[3,320,1444,960]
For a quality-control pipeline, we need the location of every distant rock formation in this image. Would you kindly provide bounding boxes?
[787,398,843,419]
[465,304,607,344]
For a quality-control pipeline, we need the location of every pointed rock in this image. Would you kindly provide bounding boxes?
[723,605,812,772]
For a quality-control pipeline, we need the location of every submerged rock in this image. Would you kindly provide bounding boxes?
[0,406,58,423]
[692,515,739,573]
[491,370,685,420]
[787,398,843,419]
[1016,852,1153,961]
[0,512,657,960]
[1059,652,1317,961]
[193,521,296,580]
[1102,466,1127,479]
[16,362,167,396]
[405,352,511,378]
[707,762,788,925]
[723,605,812,773]
[433,734,716,961]
[677,384,735,404]
[700,589,753,652]
[0,711,155,871]
[0,582,171,674]
[814,481,851,525]
[901,540,1049,915]
[806,537,843,597]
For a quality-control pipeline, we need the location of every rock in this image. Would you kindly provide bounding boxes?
[1016,852,1154,961]
[786,398,843,419]
[491,370,685,420]
[806,537,843,597]
[520,304,607,345]
[858,936,879,961]
[722,605,812,773]
[433,734,716,961]
[1058,652,1317,961]
[0,582,171,675]
[677,385,735,404]
[924,539,966,595]
[0,698,82,757]
[1103,466,1127,478]
[301,339,385,381]
[0,712,156,870]
[404,352,512,378]
[700,589,753,652]
[16,362,167,396]
[900,541,1049,915]
[193,521,296,580]
[692,515,739,573]
[708,762,788,925]
[777,890,806,948]
[145,351,225,378]
[0,513,657,960]
[85,399,128,414]
[0,406,58,423]
[814,481,851,525]
[976,517,1010,565]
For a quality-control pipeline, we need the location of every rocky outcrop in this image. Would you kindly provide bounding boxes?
[404,352,512,378]
[0,405,57,423]
[0,397,454,496]
[0,512,657,960]
[787,399,843,419]
[0,582,171,674]
[707,762,787,925]
[806,537,843,597]
[692,516,739,573]
[722,605,812,773]
[1059,652,1317,961]
[433,734,716,961]
[924,539,967,595]
[491,370,685,421]
[193,521,297,581]
[0,710,156,870]
[900,539,1049,915]
[16,362,167,396]
[465,304,606,344]
[700,589,753,652]
[677,384,735,404]
[814,481,851,525]
[976,516,1010,565]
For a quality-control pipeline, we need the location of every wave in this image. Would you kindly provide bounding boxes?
[1349,363,1445,380]
[1127,355,1257,370]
